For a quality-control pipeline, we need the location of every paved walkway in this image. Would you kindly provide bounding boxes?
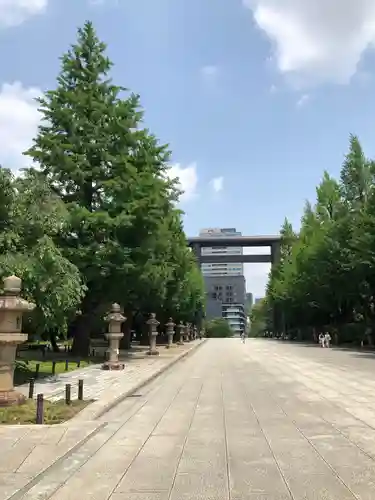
[5,339,375,499]
[16,342,200,419]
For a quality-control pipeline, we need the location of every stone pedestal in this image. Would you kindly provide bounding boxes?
[177,321,184,345]
[102,303,126,370]
[184,323,190,342]
[165,318,175,349]
[147,313,160,356]
[0,275,35,407]
[193,326,198,340]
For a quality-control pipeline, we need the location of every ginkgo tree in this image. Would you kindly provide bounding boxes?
[264,135,375,345]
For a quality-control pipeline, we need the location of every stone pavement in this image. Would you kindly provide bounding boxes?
[16,341,202,419]
[5,338,375,499]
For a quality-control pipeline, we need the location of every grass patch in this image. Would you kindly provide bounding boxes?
[14,359,91,386]
[0,399,91,425]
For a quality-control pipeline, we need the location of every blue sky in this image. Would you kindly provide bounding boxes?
[1,0,375,296]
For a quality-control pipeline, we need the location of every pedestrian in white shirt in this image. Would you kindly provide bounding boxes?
[319,332,325,348]
[324,332,331,348]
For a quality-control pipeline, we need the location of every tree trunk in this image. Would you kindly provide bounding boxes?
[366,327,373,347]
[70,294,100,357]
[139,321,149,346]
[70,314,92,357]
[49,330,60,353]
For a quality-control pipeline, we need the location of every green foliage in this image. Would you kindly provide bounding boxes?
[205,318,234,338]
[0,21,205,354]
[250,299,268,337]
[266,134,375,344]
[0,168,85,337]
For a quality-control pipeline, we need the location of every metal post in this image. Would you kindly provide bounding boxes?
[78,379,84,401]
[36,394,44,424]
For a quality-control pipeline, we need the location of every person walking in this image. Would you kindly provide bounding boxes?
[324,332,331,348]
[241,331,246,343]
[319,332,325,348]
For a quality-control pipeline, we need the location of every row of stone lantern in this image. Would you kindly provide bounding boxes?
[103,306,200,368]
[0,275,201,406]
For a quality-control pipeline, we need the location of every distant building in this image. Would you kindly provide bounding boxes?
[222,303,246,333]
[200,228,246,335]
[200,227,244,277]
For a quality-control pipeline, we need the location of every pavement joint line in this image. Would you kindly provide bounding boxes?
[92,338,207,420]
[166,381,204,500]
[7,422,107,500]
[221,369,232,500]
[238,363,295,500]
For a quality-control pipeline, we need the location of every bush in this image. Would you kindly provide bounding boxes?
[205,318,234,338]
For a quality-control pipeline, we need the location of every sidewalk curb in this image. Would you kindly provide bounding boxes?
[94,338,207,420]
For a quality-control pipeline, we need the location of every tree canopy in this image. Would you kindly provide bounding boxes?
[0,21,205,354]
[263,134,375,346]
[205,317,234,338]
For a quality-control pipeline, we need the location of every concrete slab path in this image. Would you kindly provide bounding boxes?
[5,338,375,499]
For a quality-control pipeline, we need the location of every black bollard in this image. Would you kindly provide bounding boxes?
[65,359,69,371]
[28,379,35,399]
[36,394,44,424]
[78,379,84,401]
[52,361,56,376]
[65,383,71,405]
[35,363,40,379]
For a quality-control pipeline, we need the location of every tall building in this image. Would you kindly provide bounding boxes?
[200,227,246,334]
[245,292,253,311]
[200,228,244,277]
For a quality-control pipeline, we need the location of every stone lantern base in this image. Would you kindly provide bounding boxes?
[102,361,125,370]
[0,389,26,407]
[147,349,159,356]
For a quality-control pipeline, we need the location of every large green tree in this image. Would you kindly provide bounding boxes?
[24,22,204,354]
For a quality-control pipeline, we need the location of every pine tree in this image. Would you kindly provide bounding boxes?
[25,22,178,354]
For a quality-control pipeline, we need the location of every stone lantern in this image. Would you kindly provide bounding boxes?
[193,325,198,340]
[147,313,160,355]
[177,321,184,345]
[102,303,125,370]
[0,275,35,406]
[185,323,190,342]
[165,318,175,349]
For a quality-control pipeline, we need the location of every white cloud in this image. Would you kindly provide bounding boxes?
[210,176,224,193]
[0,0,48,27]
[244,0,375,85]
[296,93,309,108]
[167,163,198,202]
[0,82,41,172]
